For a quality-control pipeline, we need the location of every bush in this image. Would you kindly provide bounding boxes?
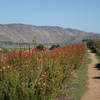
[87,39,100,54]
[0,46,8,53]
[36,44,44,50]
[49,44,60,50]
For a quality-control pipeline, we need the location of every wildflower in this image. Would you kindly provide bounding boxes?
[52,87,56,91]
[7,65,10,69]
[26,65,29,68]
[44,72,47,75]
[51,79,55,82]
[21,82,25,86]
[30,70,33,73]
[37,82,41,86]
[41,74,45,77]
[40,88,43,90]
[0,69,2,72]
[36,69,38,72]
[3,67,6,70]
[43,83,46,86]
[14,69,16,72]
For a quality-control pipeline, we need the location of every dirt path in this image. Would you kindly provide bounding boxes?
[81,50,100,100]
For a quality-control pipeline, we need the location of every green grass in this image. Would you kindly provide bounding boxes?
[69,52,91,100]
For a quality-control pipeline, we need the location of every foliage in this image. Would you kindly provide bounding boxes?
[87,39,100,54]
[0,46,8,53]
[0,43,86,100]
[49,44,60,50]
[36,44,44,50]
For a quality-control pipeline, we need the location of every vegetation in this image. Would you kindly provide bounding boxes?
[87,39,100,55]
[0,41,32,46]
[36,44,44,50]
[69,52,90,100]
[0,43,86,100]
[87,39,100,63]
[0,46,8,53]
[49,44,60,50]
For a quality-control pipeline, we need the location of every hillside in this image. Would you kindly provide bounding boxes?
[0,24,100,44]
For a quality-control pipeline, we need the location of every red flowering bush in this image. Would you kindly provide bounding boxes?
[0,43,86,100]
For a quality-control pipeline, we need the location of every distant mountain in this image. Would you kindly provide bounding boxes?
[0,24,100,44]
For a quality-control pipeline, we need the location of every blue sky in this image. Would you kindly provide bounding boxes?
[0,0,100,33]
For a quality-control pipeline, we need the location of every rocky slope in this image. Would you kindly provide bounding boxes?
[0,24,100,44]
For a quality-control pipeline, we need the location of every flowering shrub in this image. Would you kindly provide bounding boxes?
[0,43,86,100]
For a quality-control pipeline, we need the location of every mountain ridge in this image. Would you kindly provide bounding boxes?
[0,23,100,44]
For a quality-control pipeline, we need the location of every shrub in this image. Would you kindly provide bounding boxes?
[36,44,44,50]
[49,44,60,50]
[0,46,8,53]
[87,39,100,54]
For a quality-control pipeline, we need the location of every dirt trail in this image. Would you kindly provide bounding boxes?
[81,50,100,100]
